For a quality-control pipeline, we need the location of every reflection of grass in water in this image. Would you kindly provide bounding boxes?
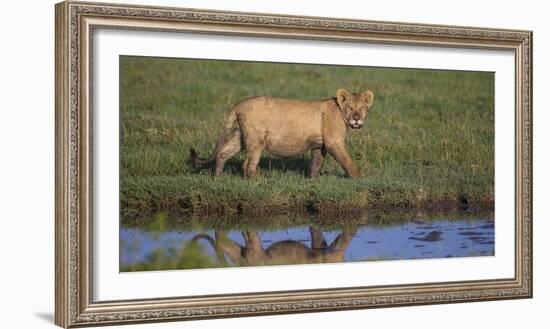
[121,238,218,272]
[121,209,495,232]
[467,250,494,257]
[120,236,142,269]
[121,213,219,272]
[147,212,167,240]
[361,255,395,262]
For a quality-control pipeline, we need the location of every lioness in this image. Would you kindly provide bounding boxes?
[190,88,374,178]
[191,227,357,266]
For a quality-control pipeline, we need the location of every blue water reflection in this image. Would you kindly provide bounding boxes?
[120,217,494,271]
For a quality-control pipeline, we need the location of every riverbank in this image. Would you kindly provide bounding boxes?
[121,206,495,231]
[121,172,493,219]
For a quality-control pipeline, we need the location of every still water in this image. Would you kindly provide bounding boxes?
[120,211,494,272]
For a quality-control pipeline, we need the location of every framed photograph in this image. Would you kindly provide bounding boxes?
[55,1,532,327]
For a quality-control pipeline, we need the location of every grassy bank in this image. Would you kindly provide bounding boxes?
[120,56,494,215]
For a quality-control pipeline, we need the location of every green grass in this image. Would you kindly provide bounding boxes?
[120,56,494,215]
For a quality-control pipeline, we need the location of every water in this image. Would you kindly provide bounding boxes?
[120,213,494,271]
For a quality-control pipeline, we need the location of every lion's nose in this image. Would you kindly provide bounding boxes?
[352,113,361,121]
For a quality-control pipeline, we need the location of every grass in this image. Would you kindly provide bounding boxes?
[120,56,494,215]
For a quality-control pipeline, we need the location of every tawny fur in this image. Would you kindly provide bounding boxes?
[190,88,374,178]
[191,227,357,266]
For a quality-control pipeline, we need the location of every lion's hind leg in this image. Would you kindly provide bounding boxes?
[242,146,262,178]
[214,130,242,176]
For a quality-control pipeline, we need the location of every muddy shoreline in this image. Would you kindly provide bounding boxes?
[122,197,494,219]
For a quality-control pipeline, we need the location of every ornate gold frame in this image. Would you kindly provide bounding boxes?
[55,1,533,327]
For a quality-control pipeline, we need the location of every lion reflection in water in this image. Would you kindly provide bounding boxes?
[191,227,357,266]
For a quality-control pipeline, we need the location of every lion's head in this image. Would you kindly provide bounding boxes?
[336,88,374,130]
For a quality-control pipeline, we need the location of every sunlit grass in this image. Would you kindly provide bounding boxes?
[120,56,494,214]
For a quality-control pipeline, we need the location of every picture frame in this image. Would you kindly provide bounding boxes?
[55,0,532,327]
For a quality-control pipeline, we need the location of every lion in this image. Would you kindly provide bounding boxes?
[190,88,374,178]
[191,227,357,266]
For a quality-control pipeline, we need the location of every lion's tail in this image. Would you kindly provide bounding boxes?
[191,233,217,246]
[190,234,228,265]
[190,109,238,167]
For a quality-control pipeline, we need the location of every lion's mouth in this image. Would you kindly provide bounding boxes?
[350,123,362,129]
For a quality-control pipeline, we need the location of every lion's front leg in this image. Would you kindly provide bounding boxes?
[309,227,328,250]
[308,148,326,178]
[326,144,360,178]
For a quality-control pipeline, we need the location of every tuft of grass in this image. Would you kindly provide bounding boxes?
[120,56,494,214]
[120,241,218,272]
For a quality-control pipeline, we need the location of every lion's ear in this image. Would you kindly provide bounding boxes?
[362,90,374,107]
[336,88,350,107]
